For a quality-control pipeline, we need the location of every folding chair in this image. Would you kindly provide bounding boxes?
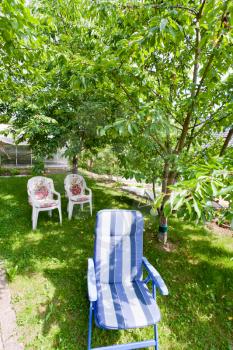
[87,209,168,350]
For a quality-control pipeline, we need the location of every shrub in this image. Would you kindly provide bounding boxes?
[32,158,45,175]
[0,167,20,176]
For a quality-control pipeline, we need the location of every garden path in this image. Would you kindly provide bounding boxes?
[0,267,23,350]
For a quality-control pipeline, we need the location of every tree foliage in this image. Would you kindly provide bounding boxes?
[1,0,232,237]
[87,0,233,234]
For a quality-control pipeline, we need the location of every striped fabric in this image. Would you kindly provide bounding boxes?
[94,210,160,329]
[96,281,161,329]
[94,210,143,284]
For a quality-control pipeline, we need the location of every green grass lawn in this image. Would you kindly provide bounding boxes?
[0,175,232,350]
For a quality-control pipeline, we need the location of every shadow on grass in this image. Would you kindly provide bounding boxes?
[0,175,232,350]
[143,219,233,350]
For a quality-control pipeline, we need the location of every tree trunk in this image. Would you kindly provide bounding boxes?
[88,158,94,170]
[157,162,177,244]
[152,177,156,199]
[72,155,78,174]
[157,161,169,244]
[158,212,168,244]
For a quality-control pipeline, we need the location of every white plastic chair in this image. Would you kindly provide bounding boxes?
[64,174,92,219]
[27,176,62,230]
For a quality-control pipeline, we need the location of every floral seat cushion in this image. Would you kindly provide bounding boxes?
[71,194,90,202]
[29,198,58,208]
[38,199,58,208]
[70,184,82,195]
[34,185,49,200]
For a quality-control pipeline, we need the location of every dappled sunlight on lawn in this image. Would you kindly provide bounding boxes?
[0,175,232,350]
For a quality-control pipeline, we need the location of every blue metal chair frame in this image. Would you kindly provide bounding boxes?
[87,211,168,350]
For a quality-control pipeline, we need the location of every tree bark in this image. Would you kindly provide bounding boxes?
[158,161,169,244]
[158,160,177,244]
[152,177,156,199]
[219,128,233,156]
[158,212,168,244]
[176,18,201,153]
[161,161,169,195]
[72,155,78,174]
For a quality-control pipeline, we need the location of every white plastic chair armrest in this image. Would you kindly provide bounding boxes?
[86,187,92,196]
[52,190,61,200]
[64,184,72,198]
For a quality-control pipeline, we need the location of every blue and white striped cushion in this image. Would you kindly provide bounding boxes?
[96,281,161,329]
[94,210,143,284]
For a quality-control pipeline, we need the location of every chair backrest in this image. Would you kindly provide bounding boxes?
[64,174,86,196]
[27,176,54,200]
[94,209,144,284]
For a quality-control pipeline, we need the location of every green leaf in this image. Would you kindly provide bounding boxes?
[211,181,218,196]
[160,18,168,31]
[218,185,233,196]
[153,194,163,210]
[163,202,172,217]
[173,195,185,211]
[193,198,201,219]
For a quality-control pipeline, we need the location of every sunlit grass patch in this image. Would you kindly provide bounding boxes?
[0,174,232,350]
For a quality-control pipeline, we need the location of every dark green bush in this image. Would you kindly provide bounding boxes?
[0,167,20,176]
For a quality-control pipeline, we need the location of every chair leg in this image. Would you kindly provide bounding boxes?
[154,324,159,350]
[152,284,159,350]
[87,302,93,350]
[81,203,83,211]
[32,208,38,230]
[90,200,92,216]
[48,210,52,217]
[58,205,62,225]
[68,201,73,220]
[32,208,34,229]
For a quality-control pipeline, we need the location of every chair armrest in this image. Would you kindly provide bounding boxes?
[142,257,169,296]
[87,258,97,302]
[64,184,70,196]
[52,190,61,200]
[86,187,92,196]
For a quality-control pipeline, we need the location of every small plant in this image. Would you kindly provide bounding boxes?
[6,265,18,282]
[9,168,20,176]
[45,302,54,321]
[0,167,5,175]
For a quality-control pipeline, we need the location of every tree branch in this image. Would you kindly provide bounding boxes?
[175,13,201,153]
[124,3,197,15]
[188,104,225,129]
[197,0,207,19]
[194,1,230,99]
[110,74,138,112]
[186,113,231,148]
[220,127,233,156]
[175,1,229,153]
[149,133,168,154]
